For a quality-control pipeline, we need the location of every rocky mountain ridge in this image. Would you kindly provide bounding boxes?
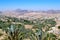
[0,9,60,18]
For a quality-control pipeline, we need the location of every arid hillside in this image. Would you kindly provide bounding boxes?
[0,9,60,18]
[0,9,60,26]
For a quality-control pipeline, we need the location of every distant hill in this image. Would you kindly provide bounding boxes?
[0,11,2,14]
[0,9,60,17]
[46,10,60,14]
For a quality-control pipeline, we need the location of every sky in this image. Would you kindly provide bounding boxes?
[0,0,60,11]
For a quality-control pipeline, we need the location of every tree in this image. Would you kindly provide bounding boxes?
[5,24,25,40]
[43,33,57,40]
[32,18,56,40]
[21,29,37,40]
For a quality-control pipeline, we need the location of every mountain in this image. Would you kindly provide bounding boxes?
[46,10,60,14]
[0,11,2,14]
[15,9,28,13]
[0,9,60,18]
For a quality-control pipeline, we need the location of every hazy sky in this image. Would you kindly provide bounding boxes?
[0,0,60,10]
